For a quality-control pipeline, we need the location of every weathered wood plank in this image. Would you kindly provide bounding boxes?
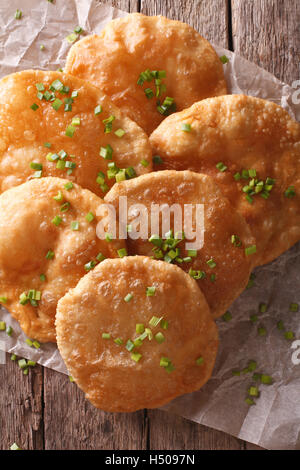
[43,368,147,450]
[101,0,139,13]
[0,355,43,450]
[147,410,243,450]
[140,0,229,48]
[232,0,300,83]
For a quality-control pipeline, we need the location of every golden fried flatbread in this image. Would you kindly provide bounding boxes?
[65,13,227,135]
[0,177,124,342]
[56,256,218,412]
[105,171,255,318]
[0,70,152,197]
[150,95,300,266]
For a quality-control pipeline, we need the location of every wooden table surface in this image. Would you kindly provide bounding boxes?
[0,0,299,451]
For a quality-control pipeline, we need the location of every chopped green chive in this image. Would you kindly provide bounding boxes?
[52,98,63,111]
[103,115,115,133]
[115,128,125,138]
[100,144,113,160]
[258,326,267,337]
[231,234,242,247]
[105,233,112,242]
[220,55,229,64]
[196,357,204,366]
[40,44,45,51]
[15,10,22,20]
[40,274,46,282]
[0,296,7,304]
[261,375,273,385]
[146,286,156,296]
[85,212,95,222]
[94,104,103,115]
[65,125,76,137]
[74,26,83,34]
[131,352,142,363]
[30,103,39,111]
[60,202,70,213]
[114,338,123,345]
[160,319,169,330]
[118,248,128,258]
[245,245,257,256]
[25,338,33,347]
[259,303,268,313]
[277,320,285,331]
[284,186,296,198]
[207,259,216,268]
[153,155,163,165]
[46,250,54,260]
[290,303,299,312]
[124,293,133,303]
[32,340,40,349]
[245,398,256,406]
[11,354,17,361]
[0,321,6,331]
[140,159,149,167]
[285,331,295,341]
[234,172,241,181]
[53,191,63,202]
[136,324,144,334]
[155,332,165,344]
[71,221,79,231]
[222,311,232,322]
[149,316,162,328]
[126,340,135,352]
[102,333,111,340]
[72,117,80,126]
[43,142,51,148]
[250,314,258,323]
[216,162,227,172]
[66,32,79,43]
[84,261,96,272]
[52,216,62,226]
[181,123,192,132]
[18,359,27,369]
[64,182,73,191]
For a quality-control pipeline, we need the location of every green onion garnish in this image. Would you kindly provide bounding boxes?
[118,248,127,258]
[245,245,256,256]
[52,98,62,111]
[181,123,192,132]
[222,311,232,322]
[290,303,299,312]
[207,259,216,268]
[146,286,156,297]
[65,125,76,137]
[85,212,94,222]
[131,352,142,363]
[284,186,296,198]
[94,105,102,115]
[0,321,6,331]
[124,293,133,303]
[114,338,123,345]
[220,55,229,64]
[102,333,111,340]
[258,326,267,337]
[100,144,113,160]
[153,155,163,165]
[40,274,46,282]
[30,103,39,111]
[136,324,144,334]
[216,162,227,172]
[149,316,162,328]
[196,357,204,366]
[53,191,63,202]
[71,221,79,231]
[0,296,7,304]
[261,375,273,385]
[126,340,135,352]
[64,182,73,191]
[52,216,62,226]
[140,159,149,167]
[115,128,125,138]
[46,250,54,260]
[259,303,267,313]
[285,331,295,341]
[15,10,22,19]
[155,332,165,344]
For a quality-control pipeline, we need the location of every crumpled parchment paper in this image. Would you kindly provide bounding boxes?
[0,0,299,451]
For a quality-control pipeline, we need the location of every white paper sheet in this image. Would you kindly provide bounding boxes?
[0,0,299,450]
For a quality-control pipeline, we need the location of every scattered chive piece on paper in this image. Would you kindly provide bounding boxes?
[258,326,267,337]
[259,303,268,313]
[290,303,299,312]
[220,55,229,64]
[222,311,232,322]
[15,10,22,19]
[285,331,295,341]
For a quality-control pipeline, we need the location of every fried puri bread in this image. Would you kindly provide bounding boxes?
[65,13,227,135]
[56,256,218,412]
[150,95,300,266]
[105,171,255,318]
[0,177,124,342]
[0,69,152,197]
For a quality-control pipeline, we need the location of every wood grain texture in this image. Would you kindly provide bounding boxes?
[0,355,43,450]
[232,0,300,83]
[43,369,147,450]
[101,0,139,12]
[147,410,243,450]
[140,0,229,47]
